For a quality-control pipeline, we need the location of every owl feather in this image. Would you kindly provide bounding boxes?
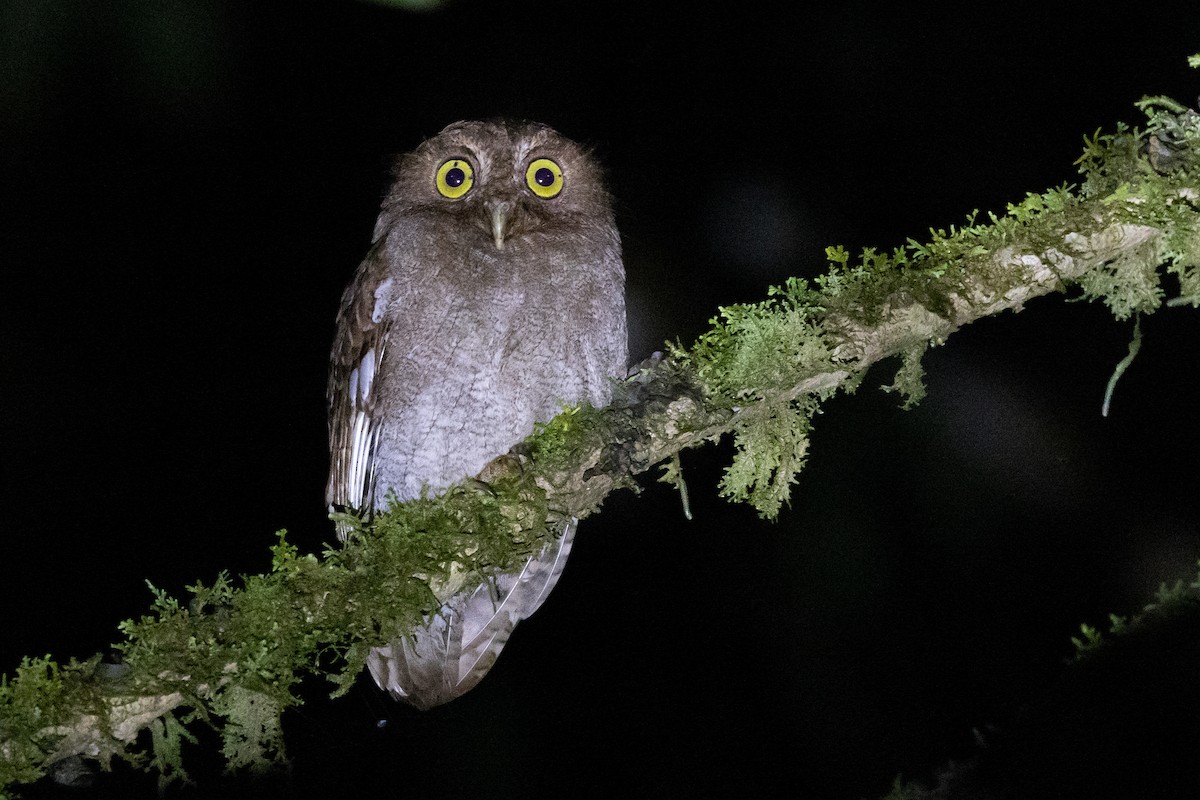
[327,120,626,708]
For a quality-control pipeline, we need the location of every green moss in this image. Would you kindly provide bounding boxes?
[685,275,833,406]
[0,654,132,792]
[528,403,605,466]
[146,713,196,792]
[881,344,928,410]
[1072,564,1200,661]
[720,395,820,519]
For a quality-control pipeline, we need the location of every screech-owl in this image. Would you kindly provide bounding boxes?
[326,120,627,709]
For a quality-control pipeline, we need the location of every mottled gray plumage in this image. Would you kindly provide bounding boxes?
[327,120,626,709]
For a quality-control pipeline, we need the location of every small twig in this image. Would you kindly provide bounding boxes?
[1102,315,1142,417]
[672,451,692,521]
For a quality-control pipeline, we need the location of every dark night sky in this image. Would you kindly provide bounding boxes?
[3,3,1200,798]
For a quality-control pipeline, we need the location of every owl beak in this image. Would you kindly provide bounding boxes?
[487,200,514,250]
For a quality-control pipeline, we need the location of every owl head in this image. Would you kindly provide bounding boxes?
[375,120,614,250]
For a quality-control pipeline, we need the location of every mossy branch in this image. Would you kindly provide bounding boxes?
[3,95,1198,795]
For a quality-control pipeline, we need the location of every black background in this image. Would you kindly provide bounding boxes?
[3,2,1200,798]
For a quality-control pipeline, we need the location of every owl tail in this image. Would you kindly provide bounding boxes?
[366,519,576,709]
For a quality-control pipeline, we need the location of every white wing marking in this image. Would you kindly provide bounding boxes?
[339,345,382,529]
[371,278,394,324]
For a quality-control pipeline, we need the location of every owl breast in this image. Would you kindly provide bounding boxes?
[367,214,624,502]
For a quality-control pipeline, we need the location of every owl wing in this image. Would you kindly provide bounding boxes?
[366,519,576,709]
[326,238,395,523]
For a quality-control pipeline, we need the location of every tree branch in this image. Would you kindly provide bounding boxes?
[2,100,1197,795]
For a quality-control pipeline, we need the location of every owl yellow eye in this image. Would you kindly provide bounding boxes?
[436,158,474,199]
[524,158,563,198]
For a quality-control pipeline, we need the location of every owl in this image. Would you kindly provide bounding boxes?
[326,120,627,709]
